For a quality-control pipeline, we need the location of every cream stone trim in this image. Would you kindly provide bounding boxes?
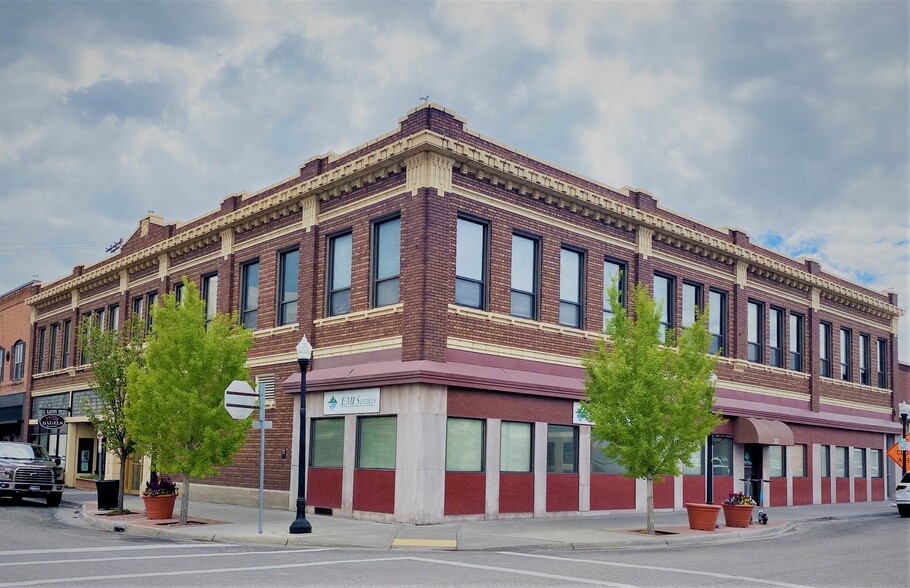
[125,274,160,292]
[740,280,810,307]
[253,323,299,339]
[78,288,122,310]
[245,352,298,369]
[36,306,70,322]
[891,316,899,335]
[819,396,892,414]
[636,227,653,259]
[157,254,169,280]
[717,380,811,402]
[819,376,892,395]
[313,303,404,327]
[169,251,223,277]
[301,195,317,231]
[32,368,71,380]
[119,270,128,293]
[447,337,582,367]
[220,229,234,258]
[650,250,734,283]
[810,287,821,311]
[30,384,79,397]
[457,188,635,251]
[234,223,303,255]
[70,290,79,311]
[735,261,748,288]
[406,152,454,196]
[312,336,403,359]
[816,304,892,332]
[715,356,812,380]
[317,185,407,224]
[448,304,609,342]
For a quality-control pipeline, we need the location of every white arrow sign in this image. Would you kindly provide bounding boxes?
[224,380,256,420]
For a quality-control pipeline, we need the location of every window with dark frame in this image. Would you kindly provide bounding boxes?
[602,259,625,329]
[840,328,851,380]
[682,282,702,328]
[877,339,887,388]
[510,233,539,320]
[654,274,674,344]
[455,217,488,310]
[789,313,803,372]
[202,274,218,327]
[37,328,46,373]
[0,347,4,382]
[61,320,71,368]
[835,446,848,477]
[769,307,783,367]
[12,340,25,381]
[559,247,584,328]
[49,324,58,371]
[859,334,870,385]
[94,308,105,332]
[372,216,400,308]
[173,282,184,305]
[327,232,352,317]
[792,444,807,477]
[819,322,832,377]
[146,292,158,333]
[132,296,143,322]
[240,261,260,330]
[546,424,578,474]
[821,445,831,478]
[108,304,119,332]
[870,449,882,477]
[708,290,726,355]
[79,313,90,365]
[852,447,866,477]
[278,248,299,325]
[747,301,763,363]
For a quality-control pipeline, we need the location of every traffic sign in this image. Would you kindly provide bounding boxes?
[886,434,910,468]
[224,380,256,420]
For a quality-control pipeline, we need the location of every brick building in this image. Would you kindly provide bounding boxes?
[0,281,39,442]
[25,104,904,521]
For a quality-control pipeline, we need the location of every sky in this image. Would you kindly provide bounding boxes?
[0,1,907,359]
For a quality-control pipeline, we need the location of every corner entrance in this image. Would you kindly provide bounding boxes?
[743,444,764,502]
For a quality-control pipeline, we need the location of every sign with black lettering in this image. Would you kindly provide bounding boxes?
[38,414,66,430]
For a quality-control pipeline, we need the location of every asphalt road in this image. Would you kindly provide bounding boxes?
[0,498,907,587]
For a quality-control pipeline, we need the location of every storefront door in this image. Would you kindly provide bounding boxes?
[123,454,144,495]
[743,444,764,501]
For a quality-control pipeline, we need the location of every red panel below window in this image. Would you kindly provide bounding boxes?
[353,469,395,514]
[835,478,850,503]
[769,478,787,506]
[712,477,734,504]
[821,479,832,504]
[792,477,812,505]
[652,476,674,509]
[682,476,705,504]
[444,472,485,516]
[871,478,884,501]
[307,467,342,509]
[499,472,534,514]
[546,473,579,512]
[590,474,635,511]
[854,478,867,502]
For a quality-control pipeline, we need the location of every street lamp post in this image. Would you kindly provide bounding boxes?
[706,373,719,504]
[900,402,910,476]
[289,335,313,534]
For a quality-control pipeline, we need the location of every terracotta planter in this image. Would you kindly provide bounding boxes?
[684,503,722,531]
[722,504,754,528]
[142,494,177,520]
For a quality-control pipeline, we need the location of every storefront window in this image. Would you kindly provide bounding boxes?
[852,448,866,478]
[310,418,344,468]
[792,444,807,477]
[500,421,532,473]
[546,425,577,474]
[835,446,848,477]
[683,445,703,475]
[711,436,733,476]
[591,440,626,474]
[769,445,785,477]
[821,445,831,477]
[445,418,484,472]
[356,416,397,470]
[870,449,882,478]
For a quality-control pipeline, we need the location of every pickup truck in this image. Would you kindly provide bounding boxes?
[0,442,65,507]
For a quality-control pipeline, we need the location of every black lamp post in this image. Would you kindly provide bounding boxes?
[900,402,909,476]
[706,373,719,504]
[289,335,313,534]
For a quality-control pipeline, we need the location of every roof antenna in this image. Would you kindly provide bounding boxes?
[419,95,429,104]
[105,238,123,254]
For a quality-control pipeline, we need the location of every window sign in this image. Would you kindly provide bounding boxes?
[572,402,593,425]
[324,388,380,415]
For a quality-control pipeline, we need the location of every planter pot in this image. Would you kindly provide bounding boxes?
[722,504,754,528]
[142,494,177,520]
[684,503,722,531]
[95,479,120,510]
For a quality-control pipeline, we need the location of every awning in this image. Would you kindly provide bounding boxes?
[733,417,794,446]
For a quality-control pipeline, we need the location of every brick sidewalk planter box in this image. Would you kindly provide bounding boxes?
[684,503,722,531]
[722,504,754,528]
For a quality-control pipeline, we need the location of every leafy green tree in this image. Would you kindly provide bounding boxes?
[80,315,146,514]
[126,279,253,525]
[582,280,722,534]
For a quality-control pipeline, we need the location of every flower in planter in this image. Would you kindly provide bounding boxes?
[723,492,756,506]
[142,476,178,497]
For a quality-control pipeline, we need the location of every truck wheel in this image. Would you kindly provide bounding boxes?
[898,505,910,518]
[45,493,62,508]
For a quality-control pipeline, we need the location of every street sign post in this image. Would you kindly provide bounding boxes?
[224,380,256,420]
[886,434,910,468]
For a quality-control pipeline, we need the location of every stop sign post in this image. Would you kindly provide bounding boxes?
[224,380,256,420]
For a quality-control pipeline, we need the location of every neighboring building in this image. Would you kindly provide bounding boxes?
[0,281,40,442]
[26,104,904,521]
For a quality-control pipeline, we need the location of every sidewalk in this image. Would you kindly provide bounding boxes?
[59,488,898,551]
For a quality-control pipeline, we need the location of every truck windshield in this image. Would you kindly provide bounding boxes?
[0,443,51,461]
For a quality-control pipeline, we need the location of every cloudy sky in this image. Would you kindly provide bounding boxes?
[1,1,907,358]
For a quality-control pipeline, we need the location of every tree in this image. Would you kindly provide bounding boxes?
[80,315,146,514]
[582,280,723,535]
[126,279,253,525]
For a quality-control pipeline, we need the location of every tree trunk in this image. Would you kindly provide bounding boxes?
[180,472,190,526]
[646,475,655,535]
[117,451,127,515]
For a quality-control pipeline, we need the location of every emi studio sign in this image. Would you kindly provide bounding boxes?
[38,414,66,431]
[324,388,380,415]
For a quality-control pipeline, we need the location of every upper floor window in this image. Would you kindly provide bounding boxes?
[455,217,488,310]
[278,248,299,325]
[327,232,352,317]
[789,313,803,372]
[602,259,625,329]
[768,307,783,367]
[108,305,120,331]
[859,334,870,385]
[839,328,851,380]
[654,274,674,343]
[37,328,46,373]
[708,290,726,355]
[80,313,90,365]
[203,274,218,327]
[61,320,71,368]
[372,216,400,308]
[877,339,887,388]
[49,324,59,372]
[146,292,158,333]
[240,261,260,330]
[747,301,763,363]
[12,340,25,381]
[510,233,539,320]
[681,282,702,328]
[559,247,584,328]
[94,307,106,331]
[819,322,832,377]
[0,347,4,381]
[173,282,184,305]
[132,296,143,321]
